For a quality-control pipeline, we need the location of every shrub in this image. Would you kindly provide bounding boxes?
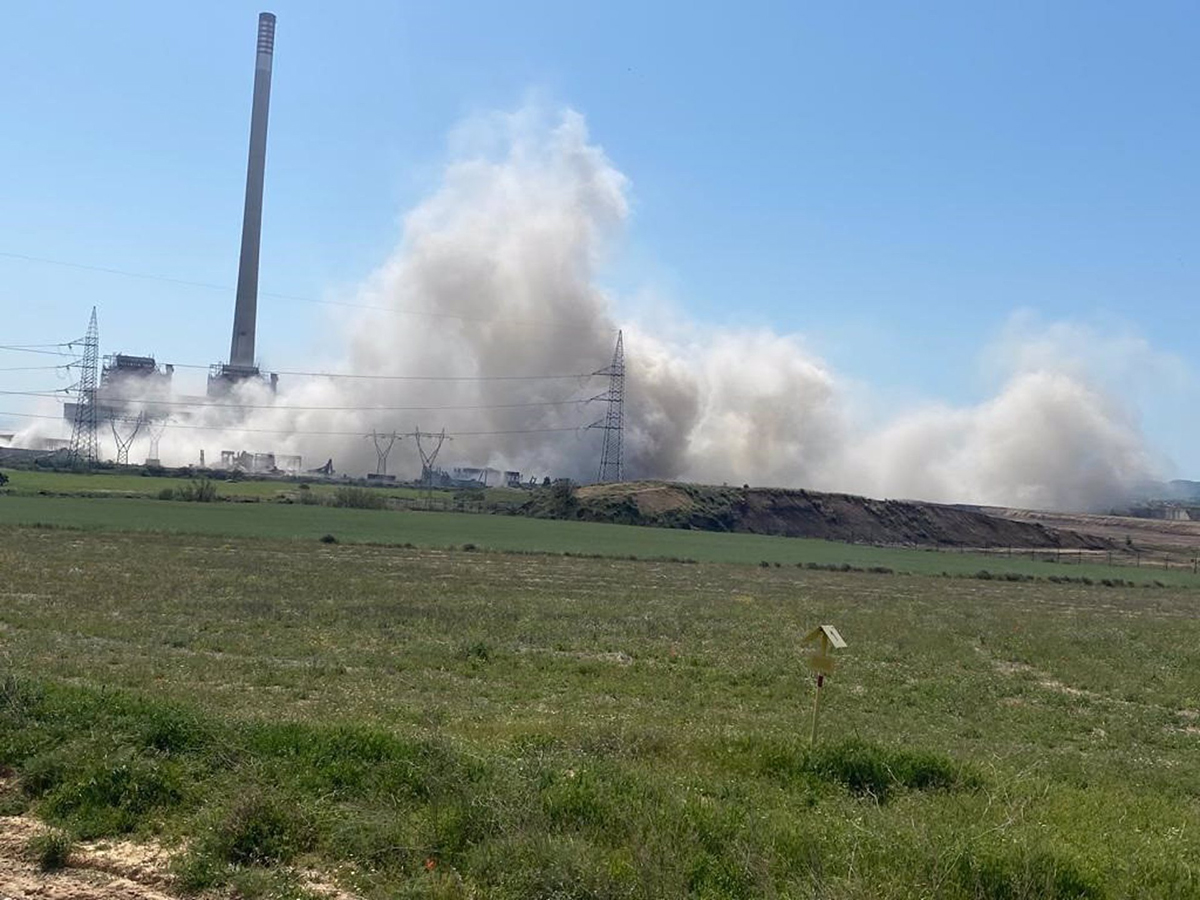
[955,843,1102,900]
[204,791,315,867]
[176,478,218,502]
[41,754,182,837]
[458,641,491,662]
[333,486,387,510]
[137,705,211,755]
[320,534,338,544]
[545,479,578,517]
[157,487,176,500]
[753,738,981,803]
[28,828,73,871]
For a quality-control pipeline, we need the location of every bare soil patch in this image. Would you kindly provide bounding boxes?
[0,815,177,900]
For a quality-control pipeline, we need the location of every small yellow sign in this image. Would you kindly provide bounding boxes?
[807,653,837,675]
[802,624,847,745]
[802,624,847,652]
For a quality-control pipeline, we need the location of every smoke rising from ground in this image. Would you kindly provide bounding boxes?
[27,105,1163,510]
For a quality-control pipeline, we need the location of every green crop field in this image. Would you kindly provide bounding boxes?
[1,522,1199,898]
[0,466,491,503]
[0,491,1198,586]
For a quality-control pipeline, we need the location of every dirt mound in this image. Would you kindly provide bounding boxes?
[530,482,1110,549]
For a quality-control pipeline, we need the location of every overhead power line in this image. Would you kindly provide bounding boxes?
[0,342,76,349]
[0,388,599,413]
[0,345,80,358]
[2,347,601,382]
[0,409,590,439]
[164,363,602,382]
[0,364,78,372]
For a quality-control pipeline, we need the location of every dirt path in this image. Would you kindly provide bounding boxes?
[0,815,178,900]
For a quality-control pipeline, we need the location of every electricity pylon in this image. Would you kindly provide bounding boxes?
[596,330,625,482]
[110,413,145,466]
[68,308,100,467]
[365,430,402,476]
[410,427,450,491]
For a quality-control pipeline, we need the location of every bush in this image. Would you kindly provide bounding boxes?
[28,828,74,871]
[955,843,1102,900]
[752,738,981,803]
[205,792,314,866]
[548,479,578,516]
[333,486,387,510]
[176,478,218,502]
[42,754,182,837]
[298,486,323,505]
[320,534,338,544]
[157,487,176,500]
[458,641,491,662]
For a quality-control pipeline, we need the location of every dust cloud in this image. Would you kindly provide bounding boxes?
[23,106,1162,511]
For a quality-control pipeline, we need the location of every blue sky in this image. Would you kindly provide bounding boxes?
[1,2,1197,471]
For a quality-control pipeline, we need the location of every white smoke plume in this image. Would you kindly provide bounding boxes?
[21,105,1165,511]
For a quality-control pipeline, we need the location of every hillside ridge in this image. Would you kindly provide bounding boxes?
[517,481,1110,549]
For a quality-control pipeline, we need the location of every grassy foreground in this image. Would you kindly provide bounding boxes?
[1,492,1198,585]
[2,525,1199,898]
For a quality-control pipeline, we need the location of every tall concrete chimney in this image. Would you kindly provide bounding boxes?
[229,12,276,370]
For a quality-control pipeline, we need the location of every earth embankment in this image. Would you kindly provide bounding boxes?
[519,481,1110,549]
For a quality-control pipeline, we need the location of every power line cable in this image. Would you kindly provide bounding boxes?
[164,362,602,382]
[0,345,80,358]
[1,350,601,382]
[0,409,591,439]
[0,342,76,349]
[0,364,78,372]
[0,388,599,413]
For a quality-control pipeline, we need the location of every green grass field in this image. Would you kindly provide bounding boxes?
[1,523,1198,898]
[0,466,496,502]
[1,491,1198,586]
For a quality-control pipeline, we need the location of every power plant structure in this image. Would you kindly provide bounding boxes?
[209,11,279,397]
[51,12,630,483]
[66,14,284,466]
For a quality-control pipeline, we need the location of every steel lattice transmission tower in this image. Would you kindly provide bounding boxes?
[597,330,625,483]
[145,417,170,465]
[365,430,402,476]
[68,307,100,467]
[412,427,450,490]
[110,414,146,466]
